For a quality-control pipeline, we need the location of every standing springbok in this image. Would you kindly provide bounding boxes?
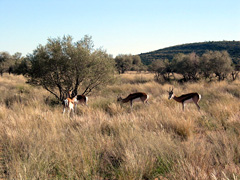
[68,91,88,106]
[63,91,88,114]
[62,96,78,115]
[117,92,149,108]
[168,88,201,111]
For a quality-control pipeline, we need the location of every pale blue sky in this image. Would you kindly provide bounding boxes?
[0,0,239,57]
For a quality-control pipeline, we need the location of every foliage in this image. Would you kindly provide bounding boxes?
[26,35,115,101]
[172,52,200,81]
[13,58,30,75]
[139,41,240,65]
[0,52,16,75]
[115,54,144,74]
[149,59,173,81]
[200,51,233,81]
[0,52,26,76]
[150,51,236,82]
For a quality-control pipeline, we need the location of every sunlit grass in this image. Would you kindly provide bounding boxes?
[0,73,240,179]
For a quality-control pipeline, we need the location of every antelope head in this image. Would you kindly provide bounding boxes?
[117,94,123,102]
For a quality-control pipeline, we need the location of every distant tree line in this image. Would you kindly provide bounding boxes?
[1,41,240,92]
[149,51,240,82]
[139,41,240,65]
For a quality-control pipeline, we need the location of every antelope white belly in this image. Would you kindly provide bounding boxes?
[69,102,74,109]
[184,98,194,103]
[132,97,141,102]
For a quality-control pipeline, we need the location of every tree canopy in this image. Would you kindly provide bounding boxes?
[0,52,23,76]
[149,51,236,82]
[115,54,145,74]
[26,35,115,101]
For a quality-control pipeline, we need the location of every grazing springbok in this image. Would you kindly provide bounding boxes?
[117,92,149,108]
[168,88,201,111]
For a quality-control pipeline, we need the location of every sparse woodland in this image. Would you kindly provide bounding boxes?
[0,73,240,179]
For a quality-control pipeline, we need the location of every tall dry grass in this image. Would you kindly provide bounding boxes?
[0,73,240,179]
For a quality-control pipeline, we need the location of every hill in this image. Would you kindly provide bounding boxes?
[139,41,240,65]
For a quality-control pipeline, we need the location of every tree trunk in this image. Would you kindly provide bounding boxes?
[231,71,239,81]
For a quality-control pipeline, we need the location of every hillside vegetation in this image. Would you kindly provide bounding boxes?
[0,74,240,179]
[139,41,240,65]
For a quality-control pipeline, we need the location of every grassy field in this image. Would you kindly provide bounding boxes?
[0,73,240,180]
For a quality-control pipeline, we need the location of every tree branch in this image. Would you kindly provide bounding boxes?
[43,84,60,101]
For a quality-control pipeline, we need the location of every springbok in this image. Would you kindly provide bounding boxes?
[168,88,201,111]
[74,94,88,112]
[68,91,88,106]
[75,95,88,106]
[62,96,78,115]
[117,92,149,108]
[63,91,88,113]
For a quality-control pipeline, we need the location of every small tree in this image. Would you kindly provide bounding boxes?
[0,52,13,76]
[172,53,200,81]
[114,54,144,73]
[131,55,145,72]
[26,35,115,101]
[115,54,133,74]
[200,52,215,81]
[150,59,172,81]
[0,52,24,76]
[200,51,233,81]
